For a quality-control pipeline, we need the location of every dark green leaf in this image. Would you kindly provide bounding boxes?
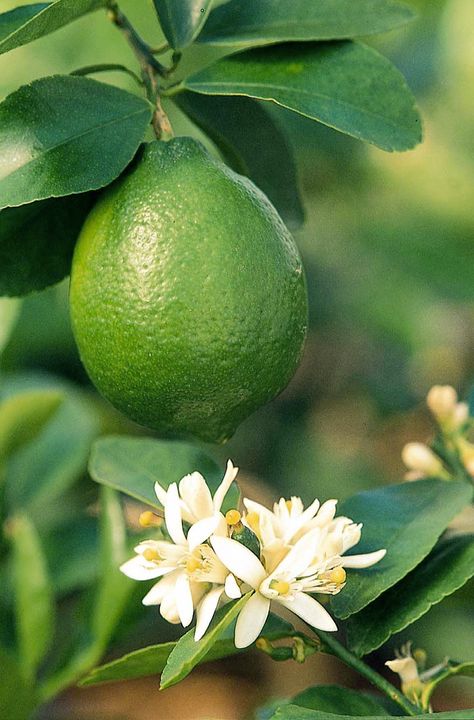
[6,389,99,515]
[153,0,212,50]
[199,0,415,48]
[0,646,36,720]
[0,193,94,297]
[184,42,422,152]
[81,613,292,686]
[346,534,474,656]
[0,75,152,209]
[0,389,63,461]
[89,435,240,512]
[174,92,304,228]
[0,1,106,56]
[160,595,250,689]
[270,707,474,720]
[43,516,99,594]
[8,514,55,682]
[292,686,391,716]
[331,479,473,618]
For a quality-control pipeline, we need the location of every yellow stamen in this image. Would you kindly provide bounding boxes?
[328,567,346,585]
[143,548,160,562]
[139,510,161,528]
[245,511,260,534]
[285,499,292,511]
[225,509,241,525]
[270,579,291,595]
[186,556,202,574]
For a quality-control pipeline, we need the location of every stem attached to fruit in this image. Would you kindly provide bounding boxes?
[106,1,174,140]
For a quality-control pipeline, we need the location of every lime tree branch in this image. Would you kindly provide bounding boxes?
[106,0,173,139]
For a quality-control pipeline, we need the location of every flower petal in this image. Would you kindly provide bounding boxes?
[273,528,321,578]
[194,587,224,641]
[235,592,270,648]
[314,499,338,526]
[160,592,180,624]
[213,459,239,512]
[165,483,187,546]
[179,471,213,520]
[186,514,221,551]
[119,556,169,581]
[142,570,180,606]
[341,548,386,568]
[154,481,168,506]
[175,572,194,627]
[211,536,266,589]
[225,573,242,599]
[278,592,337,631]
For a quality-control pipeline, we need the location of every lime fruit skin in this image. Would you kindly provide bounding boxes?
[69,137,308,443]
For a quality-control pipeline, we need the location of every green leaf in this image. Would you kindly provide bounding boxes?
[184,42,422,152]
[8,514,55,682]
[0,194,94,297]
[292,686,391,716]
[0,1,106,56]
[80,614,293,686]
[331,479,473,619]
[0,389,63,461]
[160,595,250,689]
[89,435,240,512]
[199,0,415,48]
[270,708,474,720]
[0,75,152,210]
[174,92,304,228]
[153,0,213,50]
[0,646,37,720]
[422,659,474,706]
[0,298,20,354]
[346,534,474,656]
[6,389,99,516]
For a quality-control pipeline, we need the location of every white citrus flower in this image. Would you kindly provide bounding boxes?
[120,478,241,639]
[211,524,386,648]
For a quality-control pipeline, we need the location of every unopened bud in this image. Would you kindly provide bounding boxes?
[457,438,474,478]
[427,385,458,421]
[401,443,444,477]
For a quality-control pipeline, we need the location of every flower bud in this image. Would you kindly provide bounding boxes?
[401,442,445,477]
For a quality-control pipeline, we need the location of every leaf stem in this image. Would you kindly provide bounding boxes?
[318,631,423,716]
[70,63,143,87]
[106,1,173,140]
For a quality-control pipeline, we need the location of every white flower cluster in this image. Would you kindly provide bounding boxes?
[120,461,386,648]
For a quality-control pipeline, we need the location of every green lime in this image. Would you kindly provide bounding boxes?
[69,137,307,443]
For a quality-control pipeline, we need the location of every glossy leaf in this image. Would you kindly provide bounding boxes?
[185,42,422,152]
[89,435,239,512]
[153,0,212,49]
[0,297,20,353]
[175,92,304,228]
[0,1,106,56]
[291,686,391,716]
[6,389,99,515]
[331,479,473,618]
[161,595,250,689]
[0,194,94,297]
[81,613,292,686]
[9,514,55,682]
[0,389,63,461]
[270,707,474,720]
[346,534,474,656]
[199,0,415,48]
[0,75,152,210]
[0,647,36,720]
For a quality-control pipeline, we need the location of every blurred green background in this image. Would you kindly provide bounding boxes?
[0,0,473,715]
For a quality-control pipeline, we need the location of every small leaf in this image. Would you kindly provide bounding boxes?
[185,42,422,152]
[422,660,474,706]
[0,646,37,720]
[0,389,63,461]
[199,0,415,48]
[89,435,240,512]
[0,1,106,56]
[270,708,474,720]
[331,479,473,618]
[292,686,392,716]
[0,75,152,210]
[160,595,250,689]
[8,514,55,682]
[175,92,304,228]
[0,297,21,353]
[346,534,474,656]
[153,0,212,50]
[80,615,293,686]
[0,194,94,297]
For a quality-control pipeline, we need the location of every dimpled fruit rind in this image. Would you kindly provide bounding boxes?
[69,137,308,443]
